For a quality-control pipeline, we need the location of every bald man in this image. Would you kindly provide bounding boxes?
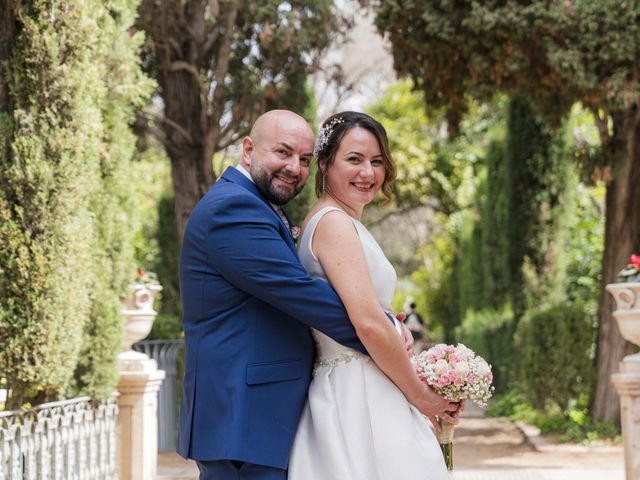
[177,110,366,480]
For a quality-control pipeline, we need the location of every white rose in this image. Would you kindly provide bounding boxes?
[434,359,449,376]
[454,362,470,378]
[456,345,473,359]
[475,360,491,377]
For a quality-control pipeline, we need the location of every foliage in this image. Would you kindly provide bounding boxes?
[616,254,640,283]
[130,142,183,340]
[72,0,153,400]
[148,192,183,340]
[564,183,604,318]
[410,223,456,344]
[0,0,97,406]
[455,307,514,393]
[479,140,510,307]
[368,81,505,216]
[487,391,620,444]
[515,304,596,411]
[368,0,640,421]
[136,0,350,238]
[369,0,640,130]
[0,0,151,407]
[505,97,574,318]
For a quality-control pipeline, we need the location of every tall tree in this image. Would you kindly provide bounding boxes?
[136,0,349,239]
[0,0,151,407]
[369,0,640,422]
[505,96,572,319]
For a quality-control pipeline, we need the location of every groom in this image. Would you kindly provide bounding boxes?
[178,110,369,480]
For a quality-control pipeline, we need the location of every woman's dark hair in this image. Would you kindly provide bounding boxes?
[314,111,396,202]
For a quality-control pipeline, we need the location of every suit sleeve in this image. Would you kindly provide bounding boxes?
[207,192,367,353]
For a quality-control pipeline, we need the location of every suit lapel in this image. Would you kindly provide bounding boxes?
[220,167,298,254]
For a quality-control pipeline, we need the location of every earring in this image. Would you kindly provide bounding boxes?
[322,172,326,194]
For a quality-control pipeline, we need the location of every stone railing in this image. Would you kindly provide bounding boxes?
[0,395,118,480]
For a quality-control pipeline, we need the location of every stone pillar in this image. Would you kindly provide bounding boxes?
[117,282,165,480]
[607,283,640,480]
[117,355,165,480]
[612,357,640,480]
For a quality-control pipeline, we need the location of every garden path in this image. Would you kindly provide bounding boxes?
[156,403,624,480]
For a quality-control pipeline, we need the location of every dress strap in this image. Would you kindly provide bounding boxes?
[301,206,357,262]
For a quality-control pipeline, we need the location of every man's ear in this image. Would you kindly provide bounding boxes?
[241,136,254,169]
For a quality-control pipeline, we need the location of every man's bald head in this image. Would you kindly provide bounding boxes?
[249,110,314,147]
[241,110,314,205]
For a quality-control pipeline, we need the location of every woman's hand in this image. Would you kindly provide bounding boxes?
[396,313,415,357]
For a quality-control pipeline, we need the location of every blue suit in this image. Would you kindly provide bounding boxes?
[177,167,365,472]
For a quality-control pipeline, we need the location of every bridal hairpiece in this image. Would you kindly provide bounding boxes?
[313,117,344,157]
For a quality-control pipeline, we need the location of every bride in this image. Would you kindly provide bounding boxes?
[288,112,458,480]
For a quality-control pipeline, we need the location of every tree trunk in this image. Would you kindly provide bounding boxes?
[162,65,216,239]
[0,0,19,113]
[592,106,640,423]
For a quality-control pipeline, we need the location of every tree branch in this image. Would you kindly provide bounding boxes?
[143,109,195,146]
[201,24,221,58]
[591,106,611,148]
[209,2,238,122]
[135,112,172,152]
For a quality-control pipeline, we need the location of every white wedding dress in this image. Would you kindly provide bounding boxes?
[288,207,447,480]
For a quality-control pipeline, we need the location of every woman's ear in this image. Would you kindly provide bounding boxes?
[318,158,326,175]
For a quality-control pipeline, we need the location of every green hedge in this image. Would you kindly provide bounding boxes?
[515,303,596,410]
[455,306,515,393]
[0,0,151,407]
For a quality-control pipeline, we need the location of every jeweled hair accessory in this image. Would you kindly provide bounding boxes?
[313,117,344,157]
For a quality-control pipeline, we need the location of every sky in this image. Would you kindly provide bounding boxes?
[311,0,396,122]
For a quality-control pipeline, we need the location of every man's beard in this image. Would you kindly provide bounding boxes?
[250,161,304,205]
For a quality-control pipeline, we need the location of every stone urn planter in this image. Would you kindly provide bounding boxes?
[606,281,640,480]
[606,282,640,366]
[120,283,163,362]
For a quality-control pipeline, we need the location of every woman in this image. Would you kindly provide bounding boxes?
[288,112,456,480]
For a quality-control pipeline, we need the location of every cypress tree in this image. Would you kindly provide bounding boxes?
[480,140,510,308]
[0,0,99,407]
[71,0,153,399]
[0,0,151,407]
[505,97,571,319]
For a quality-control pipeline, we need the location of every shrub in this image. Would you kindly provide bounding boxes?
[455,306,515,393]
[515,303,596,410]
[0,0,151,406]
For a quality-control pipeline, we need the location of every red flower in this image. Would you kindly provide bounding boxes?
[137,268,145,277]
[630,254,640,269]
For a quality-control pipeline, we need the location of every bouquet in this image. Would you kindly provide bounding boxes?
[413,343,494,470]
[617,253,640,283]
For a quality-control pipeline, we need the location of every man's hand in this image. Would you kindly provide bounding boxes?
[396,312,414,357]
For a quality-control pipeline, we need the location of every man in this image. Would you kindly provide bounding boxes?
[405,302,425,342]
[178,110,441,480]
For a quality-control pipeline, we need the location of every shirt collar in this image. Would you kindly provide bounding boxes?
[236,164,254,183]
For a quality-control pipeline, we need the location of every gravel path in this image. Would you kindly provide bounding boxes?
[452,404,624,480]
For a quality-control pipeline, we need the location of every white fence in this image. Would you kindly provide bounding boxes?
[0,396,118,480]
